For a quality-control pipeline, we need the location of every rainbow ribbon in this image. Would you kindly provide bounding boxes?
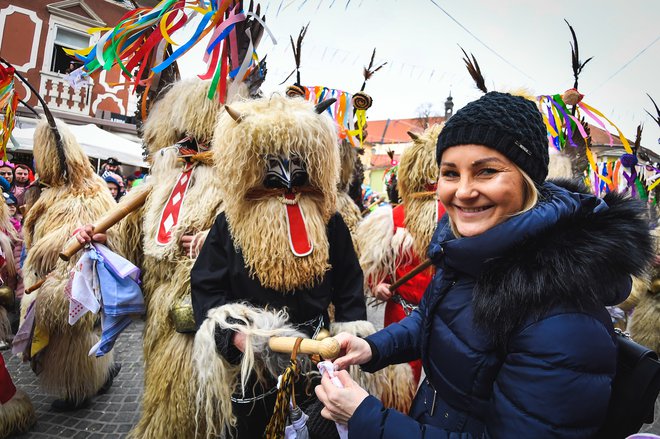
[65,0,264,103]
[0,64,18,160]
[300,85,369,146]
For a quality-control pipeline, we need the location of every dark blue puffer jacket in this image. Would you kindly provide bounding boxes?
[348,182,654,438]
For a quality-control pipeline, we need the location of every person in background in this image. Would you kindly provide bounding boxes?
[125,175,137,192]
[99,157,121,177]
[11,163,33,213]
[315,91,655,438]
[0,161,14,185]
[4,193,21,233]
[104,173,124,202]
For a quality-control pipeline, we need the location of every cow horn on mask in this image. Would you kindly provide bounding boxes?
[314,98,337,114]
[225,105,244,123]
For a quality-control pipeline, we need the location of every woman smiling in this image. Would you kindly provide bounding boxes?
[316,91,654,438]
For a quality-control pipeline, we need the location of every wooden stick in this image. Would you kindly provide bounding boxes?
[389,258,432,292]
[59,189,149,261]
[367,258,433,307]
[24,278,46,295]
[361,196,382,216]
[269,336,340,359]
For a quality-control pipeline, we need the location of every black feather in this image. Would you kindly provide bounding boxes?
[645,93,660,127]
[459,46,487,93]
[360,48,387,91]
[564,19,593,90]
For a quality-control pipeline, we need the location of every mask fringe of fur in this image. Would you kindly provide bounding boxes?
[330,320,415,413]
[193,303,310,439]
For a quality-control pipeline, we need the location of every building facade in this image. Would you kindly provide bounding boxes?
[0,1,143,125]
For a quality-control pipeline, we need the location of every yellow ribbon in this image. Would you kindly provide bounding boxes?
[579,102,632,153]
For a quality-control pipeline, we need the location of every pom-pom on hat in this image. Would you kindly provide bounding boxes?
[436,91,549,185]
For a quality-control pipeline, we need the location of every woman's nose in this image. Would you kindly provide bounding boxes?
[455,177,476,199]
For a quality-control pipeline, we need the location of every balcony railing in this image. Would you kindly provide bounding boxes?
[39,71,91,115]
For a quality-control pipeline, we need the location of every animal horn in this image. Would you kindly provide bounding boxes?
[314,97,336,114]
[407,130,419,140]
[225,105,243,123]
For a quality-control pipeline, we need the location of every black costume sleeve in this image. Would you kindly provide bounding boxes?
[191,214,242,364]
[328,214,367,322]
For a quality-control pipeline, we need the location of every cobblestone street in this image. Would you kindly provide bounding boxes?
[3,320,145,439]
[3,311,660,438]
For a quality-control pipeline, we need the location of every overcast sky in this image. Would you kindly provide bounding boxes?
[179,0,660,152]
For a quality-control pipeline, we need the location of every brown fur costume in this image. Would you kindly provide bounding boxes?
[359,124,442,292]
[627,226,660,353]
[355,124,443,413]
[108,78,231,439]
[206,95,406,425]
[20,118,115,403]
[0,387,35,438]
[337,140,363,252]
[0,201,19,344]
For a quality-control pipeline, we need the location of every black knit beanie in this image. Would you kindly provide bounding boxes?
[436,91,549,185]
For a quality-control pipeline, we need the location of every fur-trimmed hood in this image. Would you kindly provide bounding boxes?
[429,180,654,348]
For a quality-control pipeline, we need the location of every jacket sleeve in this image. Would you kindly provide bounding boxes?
[348,396,476,439]
[360,285,428,371]
[329,213,368,322]
[190,214,241,364]
[485,312,615,437]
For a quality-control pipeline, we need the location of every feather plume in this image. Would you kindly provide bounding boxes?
[646,93,660,127]
[564,19,593,90]
[290,23,309,85]
[459,46,487,94]
[360,48,387,91]
[634,124,643,151]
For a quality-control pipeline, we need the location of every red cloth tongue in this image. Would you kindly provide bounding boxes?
[0,354,16,404]
[157,167,194,245]
[284,193,312,256]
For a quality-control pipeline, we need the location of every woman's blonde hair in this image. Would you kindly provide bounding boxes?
[447,165,539,238]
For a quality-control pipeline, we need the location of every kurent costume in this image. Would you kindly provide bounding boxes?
[357,124,444,385]
[91,3,270,436]
[348,92,655,438]
[0,188,21,347]
[0,353,35,438]
[18,119,118,408]
[190,94,369,437]
[0,187,34,438]
[108,78,243,439]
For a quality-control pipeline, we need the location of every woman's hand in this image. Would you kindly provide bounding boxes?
[332,332,373,370]
[315,370,369,424]
[232,331,246,353]
[75,224,107,245]
[373,283,392,301]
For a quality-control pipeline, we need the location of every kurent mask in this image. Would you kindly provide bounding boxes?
[263,153,308,190]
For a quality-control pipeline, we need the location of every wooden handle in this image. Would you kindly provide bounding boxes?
[269,336,341,359]
[389,258,432,292]
[59,189,149,261]
[24,278,46,295]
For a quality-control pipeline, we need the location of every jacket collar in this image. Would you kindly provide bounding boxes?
[428,182,607,278]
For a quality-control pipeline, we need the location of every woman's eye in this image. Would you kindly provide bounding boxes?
[441,170,458,178]
[478,168,498,176]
